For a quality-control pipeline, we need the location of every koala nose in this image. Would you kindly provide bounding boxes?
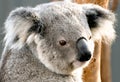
[76,37,92,62]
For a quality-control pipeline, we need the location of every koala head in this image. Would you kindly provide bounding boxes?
[4,1,115,75]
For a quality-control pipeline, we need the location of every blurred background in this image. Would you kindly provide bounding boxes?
[0,0,119,82]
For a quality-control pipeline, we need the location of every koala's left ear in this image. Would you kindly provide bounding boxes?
[82,4,115,29]
[82,4,116,43]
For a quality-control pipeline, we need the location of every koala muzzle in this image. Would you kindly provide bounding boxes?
[76,37,92,62]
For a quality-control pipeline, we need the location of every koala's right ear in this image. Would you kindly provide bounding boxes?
[6,7,44,34]
[4,7,44,49]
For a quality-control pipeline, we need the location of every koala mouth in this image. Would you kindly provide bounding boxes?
[72,52,91,69]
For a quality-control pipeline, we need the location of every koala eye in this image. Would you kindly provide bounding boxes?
[59,40,67,46]
[89,36,92,40]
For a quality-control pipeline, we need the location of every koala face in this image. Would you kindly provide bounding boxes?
[34,6,94,74]
[4,1,115,75]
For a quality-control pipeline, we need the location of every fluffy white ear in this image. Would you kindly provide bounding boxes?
[82,4,116,44]
[4,7,44,49]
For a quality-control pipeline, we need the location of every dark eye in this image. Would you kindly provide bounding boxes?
[89,36,92,40]
[59,40,67,46]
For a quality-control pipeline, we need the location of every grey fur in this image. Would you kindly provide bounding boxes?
[0,1,115,82]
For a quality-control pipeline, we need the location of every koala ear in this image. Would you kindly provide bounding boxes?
[82,4,116,44]
[82,4,115,28]
[4,7,44,49]
[7,7,44,34]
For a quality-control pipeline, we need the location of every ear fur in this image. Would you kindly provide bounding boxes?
[82,4,116,44]
[4,7,43,49]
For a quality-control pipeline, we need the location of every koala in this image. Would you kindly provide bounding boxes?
[0,1,115,82]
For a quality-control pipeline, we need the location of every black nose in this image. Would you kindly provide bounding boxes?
[76,37,92,62]
[77,51,91,62]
